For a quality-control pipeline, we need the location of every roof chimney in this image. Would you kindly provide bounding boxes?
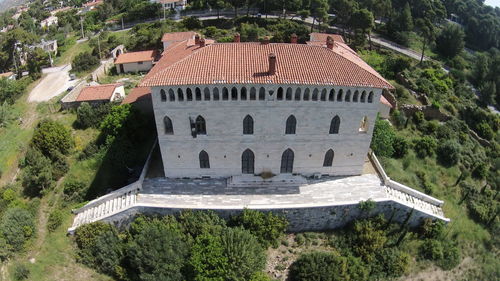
[234,33,240,43]
[261,36,270,45]
[326,36,334,49]
[291,33,298,44]
[268,53,276,75]
[199,38,206,47]
[195,34,200,45]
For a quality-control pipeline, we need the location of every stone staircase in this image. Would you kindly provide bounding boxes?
[384,185,446,219]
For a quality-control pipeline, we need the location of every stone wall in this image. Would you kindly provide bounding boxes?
[399,104,451,122]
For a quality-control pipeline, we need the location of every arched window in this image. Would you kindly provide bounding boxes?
[204,88,211,101]
[199,150,210,169]
[160,89,167,102]
[329,115,340,134]
[353,90,359,102]
[286,88,293,100]
[186,88,193,101]
[176,89,184,101]
[280,149,294,173]
[345,90,351,102]
[195,87,202,101]
[328,89,335,101]
[294,88,301,101]
[231,87,238,100]
[222,87,229,100]
[241,87,247,100]
[337,89,343,101]
[323,149,334,167]
[250,87,256,100]
[368,91,374,103]
[359,116,368,133]
[277,87,284,100]
[361,91,366,102]
[303,88,310,100]
[285,115,296,134]
[213,88,220,100]
[164,116,173,134]
[259,87,266,100]
[320,89,327,101]
[312,88,319,101]
[243,115,253,134]
[169,89,176,101]
[241,149,255,174]
[196,116,206,135]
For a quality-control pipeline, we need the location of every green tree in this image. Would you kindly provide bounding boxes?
[413,136,437,158]
[26,47,49,79]
[479,81,496,106]
[0,207,35,252]
[371,119,395,157]
[71,51,100,72]
[330,0,359,37]
[229,209,288,247]
[21,148,53,195]
[310,0,329,32]
[435,23,465,58]
[415,18,436,63]
[436,140,461,167]
[32,119,73,158]
[350,9,375,49]
[289,252,367,281]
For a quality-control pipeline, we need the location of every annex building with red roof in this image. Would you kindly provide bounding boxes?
[115,50,158,74]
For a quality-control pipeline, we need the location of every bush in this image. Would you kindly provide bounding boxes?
[420,239,460,270]
[372,248,410,278]
[289,252,368,281]
[418,218,445,239]
[371,119,395,157]
[229,209,288,247]
[351,219,387,263]
[413,136,437,158]
[392,136,409,158]
[21,149,53,195]
[12,263,30,281]
[177,210,226,239]
[476,121,494,140]
[420,239,444,261]
[0,207,35,252]
[47,209,63,232]
[437,140,461,167]
[181,16,202,29]
[72,51,100,72]
[62,179,87,202]
[32,119,73,159]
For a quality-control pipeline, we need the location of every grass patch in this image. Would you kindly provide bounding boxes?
[54,38,92,66]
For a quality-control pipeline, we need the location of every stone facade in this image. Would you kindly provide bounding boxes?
[151,84,382,178]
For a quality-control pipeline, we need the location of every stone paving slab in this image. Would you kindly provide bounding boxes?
[138,174,387,209]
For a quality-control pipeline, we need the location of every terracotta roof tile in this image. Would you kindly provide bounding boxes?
[141,43,393,89]
[77,83,121,102]
[122,87,151,104]
[310,32,345,44]
[0,72,14,78]
[161,31,197,43]
[115,50,157,64]
[83,0,103,7]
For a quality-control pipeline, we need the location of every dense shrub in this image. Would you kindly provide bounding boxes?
[418,219,445,239]
[371,119,395,157]
[0,207,35,252]
[32,119,73,159]
[351,219,387,263]
[62,179,87,202]
[71,51,100,72]
[476,121,494,140]
[437,140,461,166]
[47,209,63,232]
[419,239,460,270]
[289,252,368,281]
[177,210,226,239]
[413,136,437,158]
[21,148,53,195]
[392,136,409,158]
[12,263,30,281]
[372,248,410,279]
[229,209,288,247]
[75,102,111,129]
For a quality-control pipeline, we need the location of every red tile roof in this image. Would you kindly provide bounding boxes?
[115,50,157,64]
[0,72,14,78]
[161,31,197,43]
[310,32,345,44]
[141,43,393,89]
[122,87,151,104]
[83,0,103,7]
[77,84,121,102]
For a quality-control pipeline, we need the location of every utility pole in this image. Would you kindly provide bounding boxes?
[121,16,124,30]
[80,16,85,39]
[12,41,18,76]
[97,31,102,61]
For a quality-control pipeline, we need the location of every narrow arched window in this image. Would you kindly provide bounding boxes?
[231,87,238,100]
[359,116,368,133]
[312,88,319,101]
[328,89,335,101]
[196,115,206,135]
[337,89,343,101]
[286,88,293,100]
[176,89,184,101]
[169,89,176,101]
[329,115,340,134]
[277,87,284,100]
[204,88,211,101]
[345,90,351,102]
[213,88,220,100]
[186,88,193,101]
[294,88,301,101]
[250,87,256,100]
[199,150,210,169]
[303,88,310,100]
[243,115,253,134]
[368,91,374,103]
[323,149,334,167]
[241,149,254,174]
[320,89,327,101]
[164,116,173,134]
[160,89,167,102]
[241,87,247,100]
[280,148,294,173]
[259,87,265,100]
[223,87,229,100]
[285,115,296,134]
[195,87,202,101]
[353,90,359,102]
[361,91,366,102]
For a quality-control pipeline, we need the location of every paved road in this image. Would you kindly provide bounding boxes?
[28,64,79,102]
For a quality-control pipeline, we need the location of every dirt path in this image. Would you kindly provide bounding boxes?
[28,65,79,102]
